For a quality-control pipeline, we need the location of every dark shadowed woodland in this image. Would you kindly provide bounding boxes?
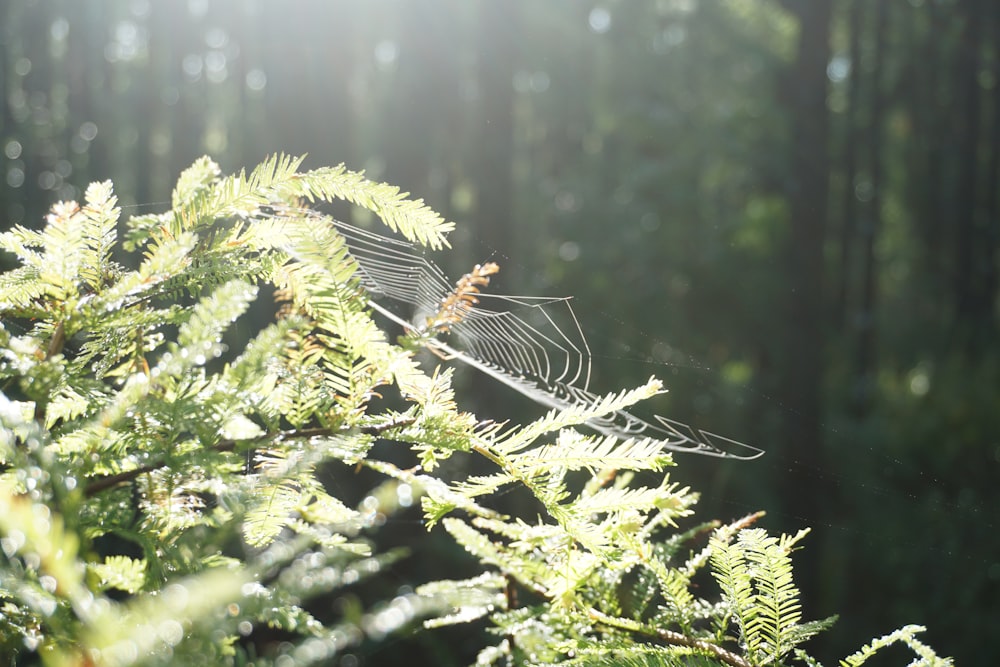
[0,1,998,665]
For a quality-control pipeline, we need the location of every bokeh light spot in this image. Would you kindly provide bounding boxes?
[187,0,208,18]
[374,40,398,69]
[4,139,22,159]
[827,54,851,83]
[79,121,98,141]
[182,54,203,80]
[588,7,611,34]
[7,167,25,188]
[529,71,550,93]
[246,68,267,91]
[559,241,580,262]
[50,18,69,41]
[205,27,228,49]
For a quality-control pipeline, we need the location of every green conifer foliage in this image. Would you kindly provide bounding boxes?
[0,157,949,666]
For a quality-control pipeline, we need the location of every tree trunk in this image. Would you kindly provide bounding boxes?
[776,0,833,607]
[852,0,888,416]
[835,0,864,330]
[464,2,518,418]
[920,3,949,289]
[983,1,1000,328]
[381,1,460,219]
[953,0,985,343]
[474,2,518,264]
[0,1,11,237]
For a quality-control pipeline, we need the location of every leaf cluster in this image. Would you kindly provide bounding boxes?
[0,156,950,666]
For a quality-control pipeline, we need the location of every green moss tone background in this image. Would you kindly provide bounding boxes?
[0,1,996,665]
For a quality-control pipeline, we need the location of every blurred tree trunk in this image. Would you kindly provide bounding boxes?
[166,8,204,187]
[900,1,950,327]
[18,1,54,225]
[852,0,888,416]
[474,2,517,264]
[463,2,518,419]
[381,1,460,220]
[775,0,832,603]
[984,3,1000,327]
[134,4,161,210]
[292,4,354,166]
[953,0,986,344]
[920,3,949,289]
[65,1,100,186]
[232,2,276,171]
[0,2,11,234]
[834,0,864,330]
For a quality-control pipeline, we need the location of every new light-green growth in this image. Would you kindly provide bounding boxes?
[0,156,949,666]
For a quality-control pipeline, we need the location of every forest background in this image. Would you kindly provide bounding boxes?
[0,0,997,665]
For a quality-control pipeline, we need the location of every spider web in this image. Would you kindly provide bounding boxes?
[329,217,763,460]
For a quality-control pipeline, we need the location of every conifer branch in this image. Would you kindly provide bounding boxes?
[84,418,415,497]
[0,157,948,664]
[586,607,752,667]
